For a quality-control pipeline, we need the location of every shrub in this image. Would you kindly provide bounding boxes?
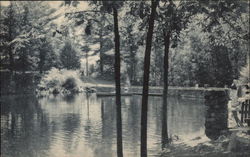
[62,77,77,91]
[38,68,84,93]
[46,79,60,88]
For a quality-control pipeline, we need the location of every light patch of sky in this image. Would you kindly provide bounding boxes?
[1,1,90,10]
[0,1,10,6]
[47,1,62,8]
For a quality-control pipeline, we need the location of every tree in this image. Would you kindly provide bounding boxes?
[119,1,146,85]
[86,1,124,156]
[197,0,249,85]
[140,0,158,156]
[0,2,16,72]
[0,1,58,73]
[164,0,249,87]
[60,41,80,70]
[38,38,57,73]
[113,5,123,157]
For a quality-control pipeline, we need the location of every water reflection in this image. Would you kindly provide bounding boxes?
[1,94,208,157]
[1,95,50,157]
[161,96,169,149]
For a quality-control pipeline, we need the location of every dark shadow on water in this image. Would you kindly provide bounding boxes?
[63,94,76,103]
[1,95,51,157]
[161,96,169,149]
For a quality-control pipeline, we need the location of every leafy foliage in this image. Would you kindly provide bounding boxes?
[60,41,80,70]
[0,1,248,88]
[0,1,59,72]
[62,77,77,91]
[38,68,83,91]
[239,63,250,85]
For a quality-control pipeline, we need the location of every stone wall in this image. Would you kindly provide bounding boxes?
[204,90,230,140]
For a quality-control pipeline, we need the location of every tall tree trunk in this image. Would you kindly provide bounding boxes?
[8,2,14,73]
[162,30,170,149]
[141,0,158,156]
[113,6,123,157]
[39,51,43,74]
[99,14,104,75]
[8,46,14,73]
[39,45,46,74]
[99,35,104,74]
[86,50,89,76]
[128,32,135,83]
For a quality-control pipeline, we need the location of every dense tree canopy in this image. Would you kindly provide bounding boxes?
[0,0,248,87]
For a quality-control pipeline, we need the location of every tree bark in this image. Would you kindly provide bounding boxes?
[141,0,158,156]
[86,50,89,76]
[113,6,123,157]
[99,36,104,74]
[8,45,14,73]
[39,51,44,74]
[162,30,170,149]
[8,2,14,73]
[99,14,105,75]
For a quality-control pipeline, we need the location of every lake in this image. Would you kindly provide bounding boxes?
[1,93,226,157]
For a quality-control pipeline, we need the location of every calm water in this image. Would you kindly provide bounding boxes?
[1,93,222,157]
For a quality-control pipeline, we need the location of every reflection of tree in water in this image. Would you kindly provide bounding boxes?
[100,97,116,141]
[204,92,228,140]
[149,97,162,136]
[159,95,169,149]
[84,93,91,135]
[84,95,91,137]
[127,96,140,146]
[1,95,51,157]
[99,98,116,157]
[80,95,115,157]
[62,94,76,104]
[62,113,81,153]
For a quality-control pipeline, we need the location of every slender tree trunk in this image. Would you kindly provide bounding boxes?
[8,2,15,90]
[99,35,104,74]
[113,6,123,157]
[39,51,43,74]
[162,30,170,149]
[141,1,158,156]
[129,42,133,82]
[128,32,135,83]
[99,15,104,74]
[8,46,14,73]
[8,2,14,73]
[39,46,46,74]
[86,50,89,76]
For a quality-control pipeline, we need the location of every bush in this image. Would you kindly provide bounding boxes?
[38,68,84,94]
[47,79,60,88]
[62,77,77,91]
